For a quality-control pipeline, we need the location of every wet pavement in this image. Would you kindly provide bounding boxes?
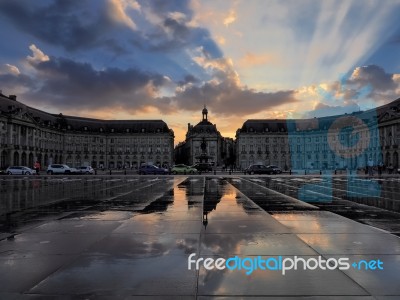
[0,175,399,299]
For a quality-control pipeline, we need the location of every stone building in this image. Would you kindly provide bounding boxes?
[0,93,174,169]
[236,98,400,171]
[174,106,226,166]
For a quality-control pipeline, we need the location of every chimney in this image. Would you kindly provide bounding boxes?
[9,95,17,101]
[188,123,191,131]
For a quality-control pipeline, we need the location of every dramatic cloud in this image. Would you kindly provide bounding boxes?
[1,43,298,118]
[1,0,399,142]
[348,65,398,93]
[171,82,297,116]
[300,64,400,118]
[0,1,117,52]
[27,57,168,112]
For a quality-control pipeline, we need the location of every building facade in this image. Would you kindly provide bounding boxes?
[0,93,174,169]
[175,107,229,166]
[236,98,400,171]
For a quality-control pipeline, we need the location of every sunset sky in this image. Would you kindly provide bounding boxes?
[1,0,400,143]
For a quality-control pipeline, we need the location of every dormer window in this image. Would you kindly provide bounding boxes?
[111,128,114,133]
[156,128,161,133]
[141,128,145,133]
[249,127,254,132]
[84,126,88,131]
[100,128,103,132]
[126,128,130,133]
[67,125,71,130]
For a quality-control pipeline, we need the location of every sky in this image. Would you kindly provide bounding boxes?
[0,0,400,143]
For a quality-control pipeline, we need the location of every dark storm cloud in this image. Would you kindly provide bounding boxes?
[15,56,166,111]
[347,65,397,93]
[0,0,297,117]
[177,74,199,86]
[160,80,298,116]
[0,0,127,53]
[127,0,223,56]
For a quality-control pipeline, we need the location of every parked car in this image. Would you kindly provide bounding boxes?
[138,164,169,175]
[171,164,198,174]
[244,164,275,175]
[77,166,94,174]
[192,163,213,172]
[70,167,79,174]
[6,166,36,175]
[267,165,282,174]
[46,164,72,175]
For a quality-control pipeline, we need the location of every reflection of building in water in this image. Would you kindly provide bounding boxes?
[202,179,224,229]
[236,98,400,170]
[0,93,174,169]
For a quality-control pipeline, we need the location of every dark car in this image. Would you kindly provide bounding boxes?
[244,164,275,175]
[138,164,169,175]
[267,165,282,174]
[192,163,213,172]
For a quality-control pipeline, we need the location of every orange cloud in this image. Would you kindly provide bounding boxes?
[27,44,49,64]
[108,0,140,31]
[223,9,237,26]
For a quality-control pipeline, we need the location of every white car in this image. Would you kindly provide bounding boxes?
[78,166,94,174]
[46,164,72,175]
[6,166,36,175]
